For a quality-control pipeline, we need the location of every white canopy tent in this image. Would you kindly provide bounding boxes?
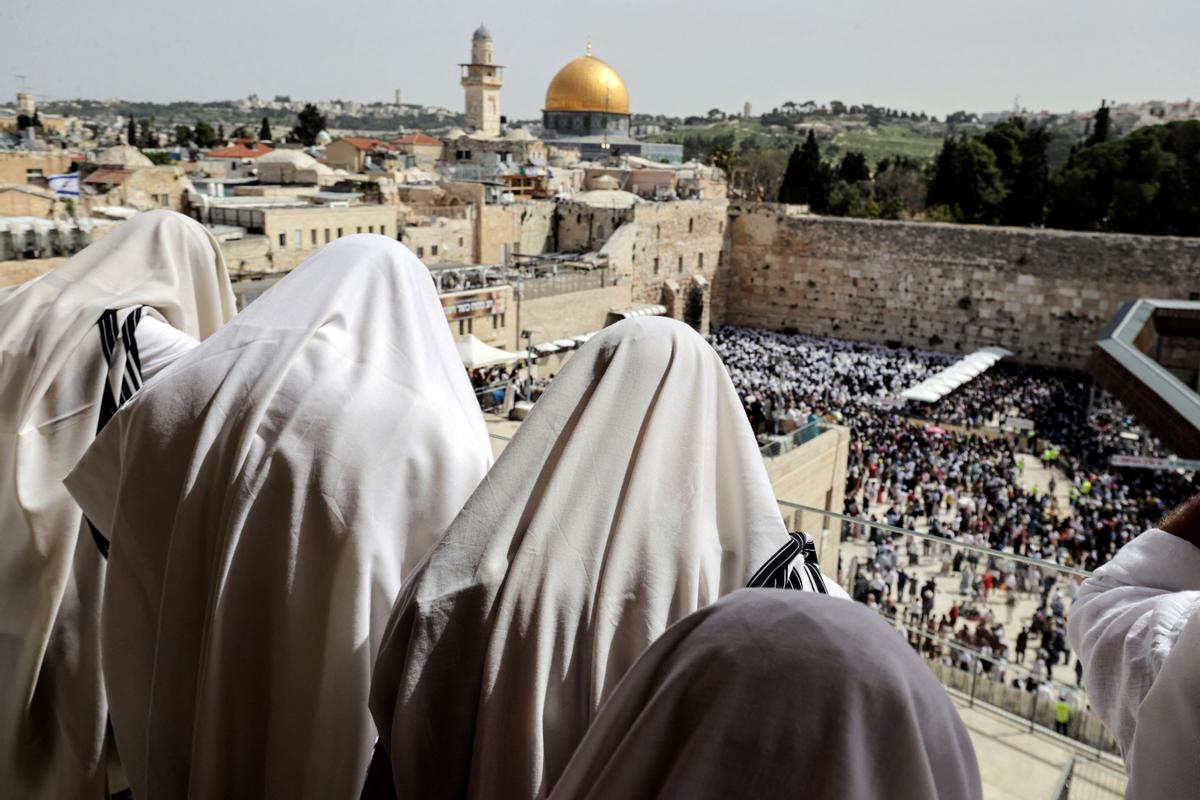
[900,346,1014,404]
[457,335,526,368]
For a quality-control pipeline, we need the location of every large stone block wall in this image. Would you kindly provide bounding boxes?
[723,204,1200,368]
[764,424,849,577]
[626,200,728,309]
[477,201,555,264]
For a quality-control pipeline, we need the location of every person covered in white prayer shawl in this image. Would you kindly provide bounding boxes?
[65,235,494,799]
[550,589,982,800]
[368,316,847,800]
[1066,492,1200,798]
[0,210,236,799]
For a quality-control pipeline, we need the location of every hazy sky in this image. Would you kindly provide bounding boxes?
[3,0,1197,119]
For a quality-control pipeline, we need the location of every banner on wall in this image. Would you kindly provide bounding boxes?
[441,289,507,321]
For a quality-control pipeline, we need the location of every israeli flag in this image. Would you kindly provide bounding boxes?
[48,173,80,197]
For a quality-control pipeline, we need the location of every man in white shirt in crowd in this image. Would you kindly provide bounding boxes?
[1068,494,1200,797]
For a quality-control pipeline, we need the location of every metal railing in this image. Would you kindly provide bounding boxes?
[1052,756,1128,799]
[759,420,829,457]
[481,429,1125,780]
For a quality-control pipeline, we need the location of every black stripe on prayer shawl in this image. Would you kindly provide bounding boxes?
[88,308,145,559]
[748,531,828,594]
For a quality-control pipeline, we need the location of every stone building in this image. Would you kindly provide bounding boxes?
[390,133,444,166]
[459,24,503,137]
[0,183,59,216]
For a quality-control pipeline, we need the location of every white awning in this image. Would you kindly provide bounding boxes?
[456,334,525,368]
[900,347,1014,404]
[611,303,667,319]
[533,342,562,355]
[552,338,578,350]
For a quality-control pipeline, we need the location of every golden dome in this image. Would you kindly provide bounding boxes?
[544,53,630,114]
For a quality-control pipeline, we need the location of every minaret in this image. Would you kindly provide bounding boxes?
[460,23,503,136]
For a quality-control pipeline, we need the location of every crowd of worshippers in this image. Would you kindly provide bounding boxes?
[2,212,982,799]
[6,211,1198,798]
[712,325,1198,570]
[851,531,1080,690]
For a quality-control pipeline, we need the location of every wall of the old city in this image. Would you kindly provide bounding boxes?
[478,201,555,264]
[723,204,1200,368]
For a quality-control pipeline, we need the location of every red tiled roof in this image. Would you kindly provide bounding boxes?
[83,168,131,185]
[205,142,274,159]
[391,133,443,147]
[339,137,393,151]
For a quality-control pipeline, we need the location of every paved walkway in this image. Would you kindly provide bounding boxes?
[955,700,1124,799]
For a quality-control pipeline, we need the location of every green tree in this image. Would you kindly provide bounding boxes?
[193,120,218,148]
[926,136,1005,224]
[778,130,831,210]
[231,125,252,139]
[127,117,137,145]
[1008,124,1051,226]
[838,151,870,183]
[174,124,192,147]
[216,123,226,142]
[138,118,154,148]
[293,104,327,146]
[1086,101,1111,147]
[259,116,273,141]
[874,155,926,218]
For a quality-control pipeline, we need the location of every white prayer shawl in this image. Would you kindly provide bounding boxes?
[65,235,493,799]
[551,589,982,800]
[0,210,235,798]
[370,316,843,800]
[1067,529,1200,796]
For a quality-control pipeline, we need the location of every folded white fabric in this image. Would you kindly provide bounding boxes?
[0,210,234,798]
[67,235,492,799]
[370,316,843,799]
[1068,528,1200,797]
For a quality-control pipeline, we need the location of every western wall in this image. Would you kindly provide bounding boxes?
[719,203,1200,369]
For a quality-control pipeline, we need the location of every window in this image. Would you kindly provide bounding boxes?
[324,228,331,243]
[380,224,387,236]
[499,312,506,327]
[467,318,474,334]
[278,232,287,248]
[678,255,684,273]
[492,314,499,330]
[356,226,362,234]
[653,257,659,275]
[458,320,465,335]
[294,229,302,248]
[368,225,374,234]
[718,250,724,266]
[656,224,661,239]
[311,229,318,246]
[431,245,439,256]
[458,236,464,247]
[337,227,344,238]
[698,253,704,269]
[417,246,424,257]
[689,218,694,233]
[596,224,605,239]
